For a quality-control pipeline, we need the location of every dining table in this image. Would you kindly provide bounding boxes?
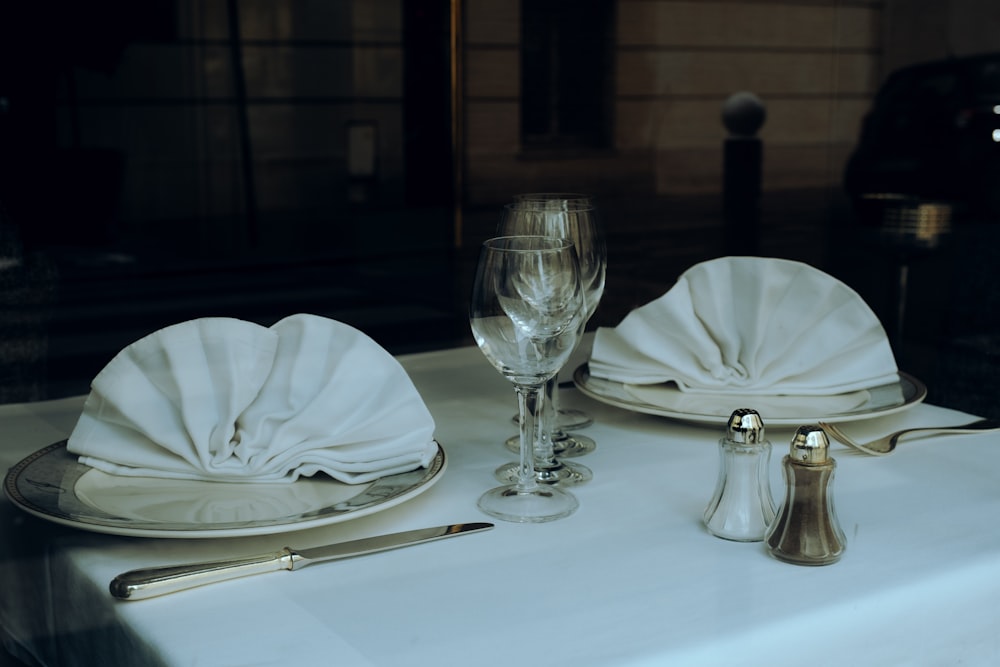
[2,333,999,666]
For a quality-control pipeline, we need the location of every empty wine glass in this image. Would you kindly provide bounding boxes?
[500,195,607,466]
[513,193,607,428]
[470,236,585,522]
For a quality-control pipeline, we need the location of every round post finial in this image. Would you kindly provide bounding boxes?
[722,91,766,137]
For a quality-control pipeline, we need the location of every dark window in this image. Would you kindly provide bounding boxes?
[520,0,615,151]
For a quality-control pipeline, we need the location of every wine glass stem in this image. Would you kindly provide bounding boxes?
[536,377,559,466]
[547,373,561,414]
[515,383,544,492]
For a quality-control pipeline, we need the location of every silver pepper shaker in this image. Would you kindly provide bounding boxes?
[703,408,776,541]
[765,425,847,565]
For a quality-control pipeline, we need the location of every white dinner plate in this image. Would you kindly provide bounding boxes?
[573,364,927,426]
[3,441,446,538]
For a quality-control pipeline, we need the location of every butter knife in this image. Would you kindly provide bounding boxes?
[110,522,494,601]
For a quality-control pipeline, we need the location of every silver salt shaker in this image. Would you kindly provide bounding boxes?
[703,408,777,541]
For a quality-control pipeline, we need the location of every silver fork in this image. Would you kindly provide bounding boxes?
[818,419,1000,456]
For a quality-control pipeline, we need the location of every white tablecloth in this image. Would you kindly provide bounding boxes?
[2,338,1000,666]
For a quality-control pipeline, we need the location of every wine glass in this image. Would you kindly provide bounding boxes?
[513,193,607,431]
[500,195,607,465]
[470,236,585,522]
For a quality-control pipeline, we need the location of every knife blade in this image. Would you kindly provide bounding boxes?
[110,521,494,601]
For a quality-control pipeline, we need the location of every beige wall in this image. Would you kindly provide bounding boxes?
[619,1,882,195]
[60,0,999,251]
[461,0,1000,206]
[462,0,887,205]
[462,0,655,205]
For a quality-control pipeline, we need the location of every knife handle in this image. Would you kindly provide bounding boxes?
[110,548,299,601]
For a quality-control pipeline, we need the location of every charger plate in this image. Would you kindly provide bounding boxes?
[573,363,927,426]
[3,440,446,538]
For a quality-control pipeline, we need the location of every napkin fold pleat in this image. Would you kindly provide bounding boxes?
[590,257,899,395]
[68,314,438,484]
[71,319,278,473]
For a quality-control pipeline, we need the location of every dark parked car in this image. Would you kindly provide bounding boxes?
[844,52,1000,224]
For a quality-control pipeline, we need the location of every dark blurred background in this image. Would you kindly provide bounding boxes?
[0,0,998,418]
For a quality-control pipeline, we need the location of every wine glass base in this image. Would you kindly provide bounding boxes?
[504,431,597,458]
[556,408,594,430]
[510,408,593,431]
[494,460,593,487]
[477,484,579,523]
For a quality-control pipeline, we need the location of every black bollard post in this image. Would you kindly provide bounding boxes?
[722,92,766,255]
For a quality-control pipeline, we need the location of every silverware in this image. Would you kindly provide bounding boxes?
[110,522,494,601]
[818,419,1000,456]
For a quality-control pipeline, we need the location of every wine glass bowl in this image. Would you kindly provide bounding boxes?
[502,196,606,322]
[470,236,585,522]
[473,244,581,384]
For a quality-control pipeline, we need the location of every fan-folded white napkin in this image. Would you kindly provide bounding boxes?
[67,314,438,484]
[590,256,899,395]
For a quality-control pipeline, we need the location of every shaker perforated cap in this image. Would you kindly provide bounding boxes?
[726,408,765,444]
[790,425,831,464]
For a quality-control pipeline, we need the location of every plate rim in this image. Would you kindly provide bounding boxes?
[573,363,927,426]
[3,440,446,539]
